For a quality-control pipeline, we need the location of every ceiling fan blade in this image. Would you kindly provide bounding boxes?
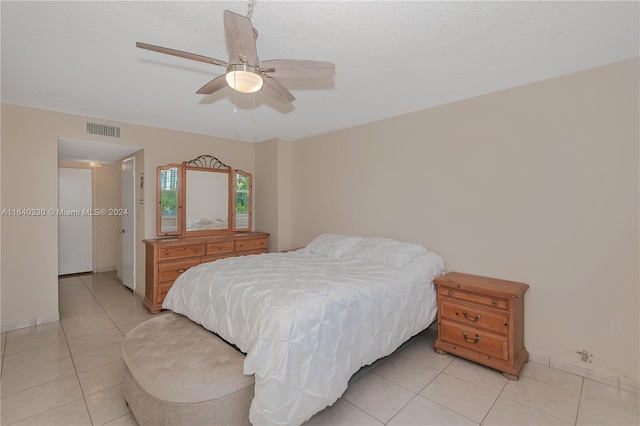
[136,42,227,67]
[261,76,295,104]
[196,75,228,95]
[223,10,258,65]
[261,60,335,78]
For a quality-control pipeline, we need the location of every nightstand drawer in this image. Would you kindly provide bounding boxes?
[440,319,509,361]
[439,287,508,310]
[440,300,509,335]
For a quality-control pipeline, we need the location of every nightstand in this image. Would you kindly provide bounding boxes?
[433,272,529,380]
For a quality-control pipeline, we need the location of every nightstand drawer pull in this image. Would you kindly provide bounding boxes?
[176,268,187,273]
[492,300,498,306]
[462,332,480,344]
[462,311,481,322]
[448,290,453,296]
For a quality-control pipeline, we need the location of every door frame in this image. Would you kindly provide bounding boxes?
[121,156,136,291]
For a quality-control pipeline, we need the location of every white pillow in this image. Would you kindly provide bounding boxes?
[343,237,427,268]
[303,234,363,258]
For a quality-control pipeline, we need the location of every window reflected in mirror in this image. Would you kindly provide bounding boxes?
[234,171,252,231]
[158,165,180,235]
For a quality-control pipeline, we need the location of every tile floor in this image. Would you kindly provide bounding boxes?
[1,272,638,425]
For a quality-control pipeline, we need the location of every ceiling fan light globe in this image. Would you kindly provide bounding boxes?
[226,66,263,94]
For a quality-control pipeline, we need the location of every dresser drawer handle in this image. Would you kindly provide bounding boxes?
[462,332,480,344]
[492,300,498,306]
[462,311,481,322]
[176,268,187,273]
[447,290,453,296]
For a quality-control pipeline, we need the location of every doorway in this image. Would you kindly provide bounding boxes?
[58,167,93,275]
[57,139,142,289]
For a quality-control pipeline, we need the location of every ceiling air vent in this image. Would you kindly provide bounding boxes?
[86,122,120,138]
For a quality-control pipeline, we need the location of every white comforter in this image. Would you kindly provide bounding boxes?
[163,250,444,425]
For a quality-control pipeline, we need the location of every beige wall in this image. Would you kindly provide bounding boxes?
[291,59,639,382]
[1,104,254,328]
[255,138,293,252]
[93,163,120,272]
[255,139,278,250]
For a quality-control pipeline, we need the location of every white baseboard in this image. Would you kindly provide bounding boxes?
[527,350,550,366]
[94,266,117,273]
[1,313,60,333]
[36,314,60,325]
[528,349,639,393]
[1,318,36,332]
[620,376,640,394]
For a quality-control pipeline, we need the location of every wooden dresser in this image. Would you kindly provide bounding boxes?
[433,272,529,380]
[143,232,269,313]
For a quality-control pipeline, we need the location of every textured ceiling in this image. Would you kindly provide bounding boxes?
[2,1,638,144]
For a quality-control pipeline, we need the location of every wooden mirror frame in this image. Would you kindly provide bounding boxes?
[156,155,254,237]
[156,163,182,236]
[180,155,233,236]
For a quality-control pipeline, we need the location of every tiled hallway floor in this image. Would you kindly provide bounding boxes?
[1,272,638,425]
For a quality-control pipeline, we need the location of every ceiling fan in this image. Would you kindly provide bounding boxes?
[136,10,335,104]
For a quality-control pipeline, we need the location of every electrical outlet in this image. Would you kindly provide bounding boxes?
[578,349,593,362]
[610,319,623,336]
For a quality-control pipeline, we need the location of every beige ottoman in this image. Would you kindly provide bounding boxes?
[122,313,254,426]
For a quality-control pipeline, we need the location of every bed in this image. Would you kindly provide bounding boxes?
[162,234,445,425]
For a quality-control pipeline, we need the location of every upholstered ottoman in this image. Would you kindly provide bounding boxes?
[122,312,254,426]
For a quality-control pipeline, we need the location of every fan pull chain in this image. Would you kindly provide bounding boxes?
[252,93,256,122]
[247,0,256,19]
[233,72,237,114]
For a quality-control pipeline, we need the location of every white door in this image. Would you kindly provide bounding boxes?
[121,158,135,290]
[58,168,93,275]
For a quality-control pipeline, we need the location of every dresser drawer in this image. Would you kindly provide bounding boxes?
[206,241,234,255]
[439,287,508,310]
[235,237,267,252]
[158,258,200,282]
[440,300,509,335]
[440,319,509,361]
[158,243,204,260]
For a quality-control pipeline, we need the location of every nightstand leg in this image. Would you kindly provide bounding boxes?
[502,372,519,381]
[434,348,448,355]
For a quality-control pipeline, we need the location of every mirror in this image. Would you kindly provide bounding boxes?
[156,155,253,237]
[156,164,181,236]
[183,168,231,234]
[233,170,252,231]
